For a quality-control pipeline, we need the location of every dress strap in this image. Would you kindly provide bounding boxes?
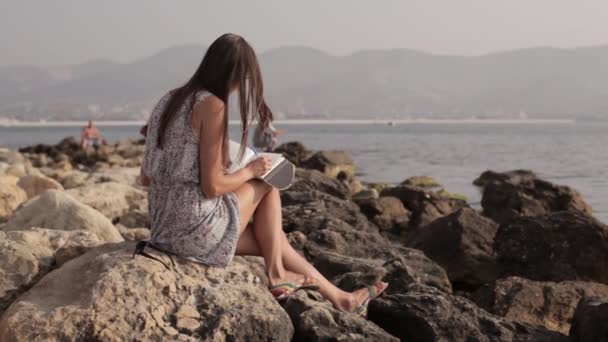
[132,240,176,270]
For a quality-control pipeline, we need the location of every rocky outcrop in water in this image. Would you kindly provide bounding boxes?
[0,139,606,341]
[476,169,593,223]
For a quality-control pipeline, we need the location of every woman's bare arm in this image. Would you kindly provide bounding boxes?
[195,95,270,198]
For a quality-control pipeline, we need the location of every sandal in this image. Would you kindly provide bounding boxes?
[269,275,320,301]
[354,282,389,318]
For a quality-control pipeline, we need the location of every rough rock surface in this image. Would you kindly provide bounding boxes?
[282,290,398,341]
[287,169,351,199]
[0,228,104,315]
[282,191,452,294]
[2,190,123,243]
[381,184,469,226]
[477,170,592,223]
[495,211,608,283]
[0,175,28,222]
[273,141,313,166]
[17,174,64,199]
[569,297,608,342]
[369,283,567,342]
[410,208,499,289]
[473,169,537,188]
[354,196,411,232]
[67,181,147,224]
[0,243,294,342]
[471,276,608,334]
[402,176,440,188]
[300,150,356,178]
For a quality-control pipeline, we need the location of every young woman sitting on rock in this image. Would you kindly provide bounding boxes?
[139,33,387,316]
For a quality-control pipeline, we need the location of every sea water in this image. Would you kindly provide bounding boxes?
[1,121,607,221]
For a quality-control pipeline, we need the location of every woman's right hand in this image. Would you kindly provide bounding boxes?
[246,156,273,178]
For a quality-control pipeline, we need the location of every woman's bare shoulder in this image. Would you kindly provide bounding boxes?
[193,93,225,120]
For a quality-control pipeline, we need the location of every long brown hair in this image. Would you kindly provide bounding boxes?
[157,33,273,165]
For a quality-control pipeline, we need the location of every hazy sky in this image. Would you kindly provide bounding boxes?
[1,0,607,66]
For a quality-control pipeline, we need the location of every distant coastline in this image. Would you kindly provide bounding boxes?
[0,118,576,127]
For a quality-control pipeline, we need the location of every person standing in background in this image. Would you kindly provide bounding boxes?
[252,120,287,152]
[81,120,104,151]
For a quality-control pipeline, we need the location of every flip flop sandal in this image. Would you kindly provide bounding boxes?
[354,282,389,318]
[269,275,320,301]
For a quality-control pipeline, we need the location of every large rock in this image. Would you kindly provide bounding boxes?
[410,208,499,290]
[283,192,452,294]
[495,211,608,283]
[68,181,147,223]
[273,141,313,166]
[17,174,64,199]
[282,190,369,231]
[287,169,351,199]
[2,190,123,243]
[569,297,608,342]
[0,228,104,315]
[369,283,567,342]
[381,184,468,226]
[355,196,411,232]
[0,243,294,342]
[300,150,356,179]
[282,290,398,341]
[0,148,26,165]
[477,170,592,223]
[472,276,608,334]
[0,175,28,222]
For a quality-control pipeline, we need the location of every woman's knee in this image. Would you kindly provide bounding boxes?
[248,179,273,196]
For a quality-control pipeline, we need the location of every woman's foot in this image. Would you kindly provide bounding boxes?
[335,282,389,317]
[268,271,319,300]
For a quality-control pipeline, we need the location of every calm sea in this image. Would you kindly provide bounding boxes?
[1,122,607,221]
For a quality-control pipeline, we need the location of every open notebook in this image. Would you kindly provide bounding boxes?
[228,140,295,190]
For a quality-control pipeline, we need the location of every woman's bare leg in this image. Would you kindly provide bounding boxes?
[234,180,290,282]
[234,181,382,311]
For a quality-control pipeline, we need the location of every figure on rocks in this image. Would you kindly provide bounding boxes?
[80,120,104,152]
[139,33,387,316]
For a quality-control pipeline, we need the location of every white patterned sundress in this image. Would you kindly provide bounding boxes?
[142,90,240,267]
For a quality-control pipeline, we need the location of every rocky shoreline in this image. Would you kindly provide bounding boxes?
[0,138,607,341]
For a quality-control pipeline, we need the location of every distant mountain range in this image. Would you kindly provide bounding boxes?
[1,45,607,121]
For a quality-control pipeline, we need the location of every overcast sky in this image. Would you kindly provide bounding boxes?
[1,0,607,67]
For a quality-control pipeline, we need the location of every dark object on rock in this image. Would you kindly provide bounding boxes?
[473,169,537,188]
[477,170,592,224]
[569,297,608,342]
[273,141,312,166]
[354,196,411,232]
[410,208,499,290]
[380,185,468,226]
[495,211,608,283]
[300,150,356,179]
[472,276,608,334]
[286,169,351,199]
[282,290,398,342]
[368,283,568,342]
